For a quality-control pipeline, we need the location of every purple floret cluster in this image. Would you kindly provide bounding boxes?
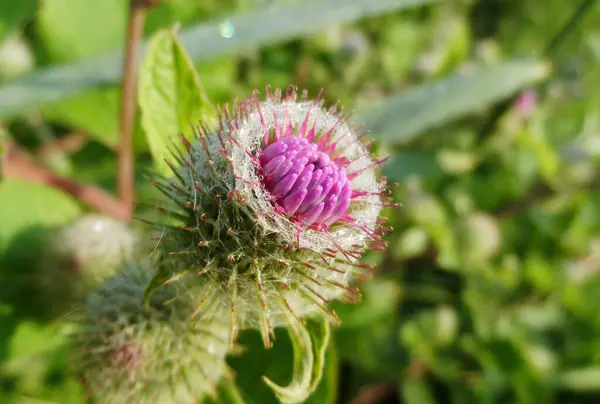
[259,135,351,228]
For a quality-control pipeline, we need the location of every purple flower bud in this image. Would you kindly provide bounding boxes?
[149,85,397,348]
[515,89,538,118]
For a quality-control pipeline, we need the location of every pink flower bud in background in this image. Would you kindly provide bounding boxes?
[515,89,538,118]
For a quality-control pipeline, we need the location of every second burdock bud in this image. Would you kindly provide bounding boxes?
[72,260,231,403]
[33,214,141,318]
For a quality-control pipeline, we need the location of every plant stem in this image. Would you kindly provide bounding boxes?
[350,380,396,404]
[118,0,148,221]
[37,131,87,157]
[1,0,157,221]
[3,140,128,220]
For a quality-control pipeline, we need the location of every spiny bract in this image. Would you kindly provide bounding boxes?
[147,86,394,347]
[72,260,231,404]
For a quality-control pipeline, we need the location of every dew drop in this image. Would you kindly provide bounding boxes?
[219,21,235,38]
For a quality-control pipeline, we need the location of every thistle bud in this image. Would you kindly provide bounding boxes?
[0,34,35,81]
[147,86,392,347]
[34,214,140,318]
[73,260,231,403]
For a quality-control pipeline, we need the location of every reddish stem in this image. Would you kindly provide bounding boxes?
[3,140,128,220]
[118,0,149,221]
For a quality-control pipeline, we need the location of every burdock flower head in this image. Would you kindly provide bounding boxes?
[148,86,394,347]
[34,214,141,318]
[73,260,231,403]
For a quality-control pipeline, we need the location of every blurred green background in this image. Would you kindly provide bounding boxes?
[2,0,600,403]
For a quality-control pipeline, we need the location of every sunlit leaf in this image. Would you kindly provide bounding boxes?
[0,0,436,117]
[361,59,551,144]
[41,87,123,149]
[0,180,81,256]
[556,368,600,391]
[138,27,216,175]
[36,0,126,63]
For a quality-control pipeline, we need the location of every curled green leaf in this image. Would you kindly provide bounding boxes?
[263,317,330,404]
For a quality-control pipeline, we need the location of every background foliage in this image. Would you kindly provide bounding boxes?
[2,0,600,403]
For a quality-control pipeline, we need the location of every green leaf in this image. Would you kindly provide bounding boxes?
[0,0,436,117]
[423,12,471,77]
[304,338,339,404]
[0,128,5,178]
[263,317,330,404]
[41,87,122,148]
[224,317,334,404]
[400,378,437,404]
[203,345,338,404]
[36,0,199,64]
[334,278,402,329]
[138,27,216,175]
[333,278,405,376]
[382,150,443,183]
[199,379,245,404]
[0,0,36,41]
[360,59,552,144]
[194,57,237,103]
[32,0,201,150]
[5,322,74,364]
[379,19,421,84]
[556,368,600,391]
[0,322,84,404]
[0,180,81,256]
[36,0,126,63]
[41,87,148,151]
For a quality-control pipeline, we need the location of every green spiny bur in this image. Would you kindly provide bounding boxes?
[144,87,391,348]
[73,259,231,403]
